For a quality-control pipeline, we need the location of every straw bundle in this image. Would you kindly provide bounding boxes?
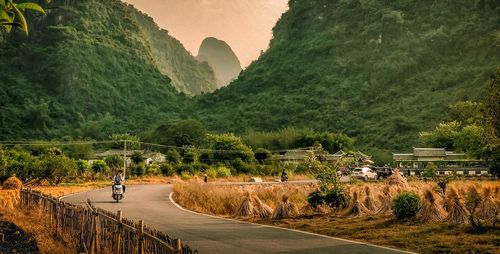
[2,175,22,190]
[377,186,393,214]
[235,191,255,217]
[253,195,274,219]
[385,169,409,189]
[363,186,377,212]
[477,187,498,222]
[417,189,446,223]
[272,195,299,219]
[444,188,468,224]
[341,191,369,217]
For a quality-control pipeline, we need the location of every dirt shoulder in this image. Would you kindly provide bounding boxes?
[248,214,499,254]
[0,219,39,254]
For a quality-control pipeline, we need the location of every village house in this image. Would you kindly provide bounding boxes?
[393,148,489,176]
[273,148,371,165]
[89,150,166,166]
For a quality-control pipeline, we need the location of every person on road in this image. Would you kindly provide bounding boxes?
[113,170,126,193]
[281,169,288,182]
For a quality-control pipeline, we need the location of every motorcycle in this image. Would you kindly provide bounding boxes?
[112,181,124,202]
[281,171,288,182]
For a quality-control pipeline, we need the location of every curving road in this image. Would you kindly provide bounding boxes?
[62,184,413,254]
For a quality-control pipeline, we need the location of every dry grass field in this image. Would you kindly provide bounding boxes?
[173,179,500,253]
[0,189,77,253]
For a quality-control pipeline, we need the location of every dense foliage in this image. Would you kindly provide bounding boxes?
[193,0,500,155]
[0,0,215,140]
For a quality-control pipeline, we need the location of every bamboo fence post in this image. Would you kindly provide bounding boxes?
[93,212,99,254]
[28,188,32,210]
[136,220,144,254]
[115,210,123,254]
[174,239,182,254]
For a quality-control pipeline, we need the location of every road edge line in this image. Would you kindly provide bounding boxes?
[168,192,417,254]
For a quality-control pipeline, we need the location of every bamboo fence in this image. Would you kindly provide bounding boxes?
[19,188,197,254]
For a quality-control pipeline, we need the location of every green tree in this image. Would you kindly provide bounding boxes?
[182,147,198,164]
[454,125,486,158]
[207,133,254,163]
[146,119,208,147]
[1,0,47,34]
[254,148,272,163]
[482,68,500,176]
[36,154,77,184]
[105,155,123,171]
[75,159,89,175]
[419,121,460,149]
[131,151,143,165]
[111,134,141,150]
[166,149,181,164]
[68,140,94,159]
[91,160,108,174]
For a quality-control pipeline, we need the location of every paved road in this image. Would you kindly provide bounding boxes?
[62,185,412,254]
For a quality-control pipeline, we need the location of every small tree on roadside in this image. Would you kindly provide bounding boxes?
[131,151,143,165]
[465,187,484,232]
[254,148,272,163]
[166,149,181,164]
[91,160,108,175]
[105,155,123,172]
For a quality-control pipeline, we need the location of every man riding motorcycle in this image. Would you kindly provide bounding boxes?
[112,170,126,194]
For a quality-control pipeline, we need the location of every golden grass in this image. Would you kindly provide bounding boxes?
[173,180,500,253]
[0,189,76,253]
[173,182,316,216]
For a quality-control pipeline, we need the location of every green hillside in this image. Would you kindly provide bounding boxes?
[193,0,500,152]
[0,0,215,140]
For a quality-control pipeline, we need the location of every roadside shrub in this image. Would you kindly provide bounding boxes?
[132,163,146,176]
[392,192,420,220]
[166,150,181,164]
[206,168,217,178]
[91,160,108,174]
[216,166,231,178]
[160,163,175,176]
[180,171,191,180]
[76,160,89,175]
[324,187,349,210]
[146,164,161,176]
[307,190,325,208]
[176,164,195,175]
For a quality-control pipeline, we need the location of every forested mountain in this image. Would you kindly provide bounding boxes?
[0,0,216,140]
[193,0,500,154]
[197,37,242,88]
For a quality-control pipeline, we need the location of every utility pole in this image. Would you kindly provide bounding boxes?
[123,140,127,177]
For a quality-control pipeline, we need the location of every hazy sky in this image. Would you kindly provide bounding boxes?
[122,0,288,67]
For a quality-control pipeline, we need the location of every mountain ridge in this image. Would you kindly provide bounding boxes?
[197,37,242,88]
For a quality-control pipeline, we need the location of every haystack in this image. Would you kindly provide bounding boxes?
[272,195,299,219]
[341,191,369,217]
[253,195,274,219]
[477,187,498,222]
[417,189,446,223]
[385,169,409,189]
[444,188,468,224]
[362,186,377,212]
[377,185,393,214]
[235,191,255,217]
[2,175,22,190]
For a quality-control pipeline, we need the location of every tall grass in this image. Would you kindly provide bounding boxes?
[173,180,500,224]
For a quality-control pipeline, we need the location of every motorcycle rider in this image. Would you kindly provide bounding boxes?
[281,169,288,182]
[112,169,126,193]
